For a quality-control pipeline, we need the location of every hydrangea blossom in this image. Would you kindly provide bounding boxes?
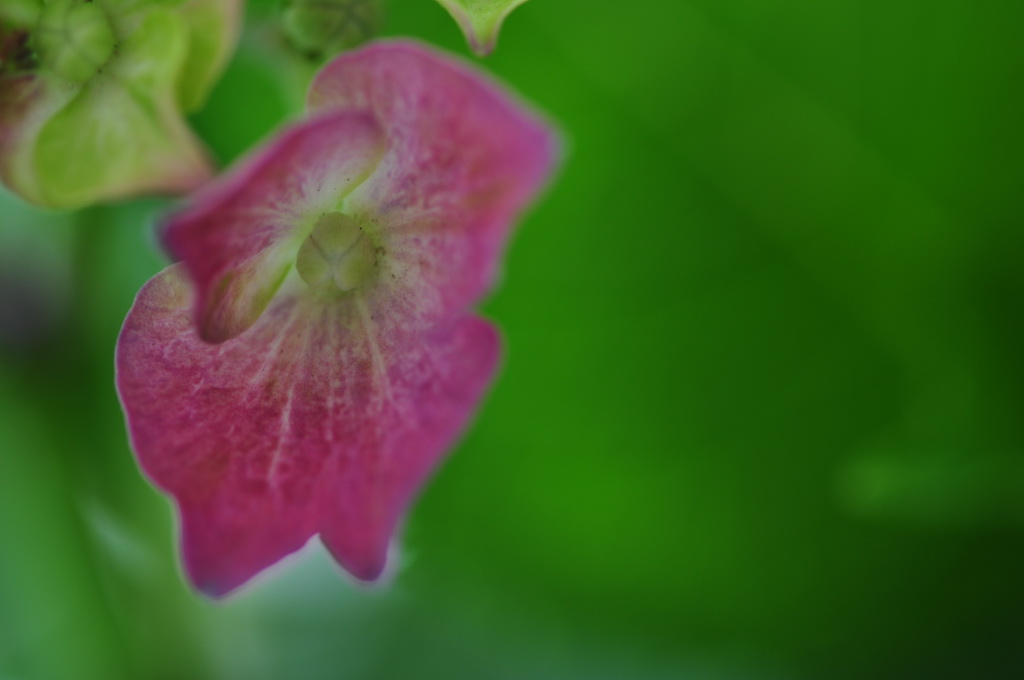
[435,0,531,55]
[0,0,239,208]
[116,41,557,596]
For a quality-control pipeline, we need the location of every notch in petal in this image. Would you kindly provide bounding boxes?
[162,111,386,343]
[116,266,500,595]
[434,0,530,56]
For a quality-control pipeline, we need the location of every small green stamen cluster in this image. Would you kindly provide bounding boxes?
[295,212,377,294]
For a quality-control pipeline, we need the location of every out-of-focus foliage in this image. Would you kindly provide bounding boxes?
[1,0,1023,679]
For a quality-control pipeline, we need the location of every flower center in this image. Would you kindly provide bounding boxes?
[295,212,377,294]
[35,0,116,83]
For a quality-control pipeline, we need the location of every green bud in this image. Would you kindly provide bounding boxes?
[281,0,381,60]
[35,0,116,83]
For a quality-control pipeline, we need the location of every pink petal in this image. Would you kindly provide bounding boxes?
[308,40,559,332]
[116,266,500,596]
[162,111,386,343]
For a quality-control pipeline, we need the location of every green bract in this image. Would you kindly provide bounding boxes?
[0,0,239,209]
[434,0,529,56]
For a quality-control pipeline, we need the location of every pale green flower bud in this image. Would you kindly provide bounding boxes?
[281,0,382,60]
[35,0,116,83]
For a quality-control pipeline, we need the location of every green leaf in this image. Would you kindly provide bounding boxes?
[434,0,529,55]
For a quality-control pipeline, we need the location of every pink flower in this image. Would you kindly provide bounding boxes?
[115,40,558,597]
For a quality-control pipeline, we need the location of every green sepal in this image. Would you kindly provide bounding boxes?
[434,0,529,55]
[175,0,241,112]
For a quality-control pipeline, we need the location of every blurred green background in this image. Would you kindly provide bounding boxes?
[2,0,1023,678]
